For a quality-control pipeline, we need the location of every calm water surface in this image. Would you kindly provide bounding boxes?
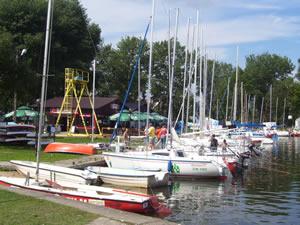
[158,138,300,225]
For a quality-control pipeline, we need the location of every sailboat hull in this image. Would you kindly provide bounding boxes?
[103,151,227,179]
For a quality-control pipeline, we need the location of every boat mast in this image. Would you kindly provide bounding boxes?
[275,97,278,124]
[252,95,256,123]
[203,51,208,130]
[233,46,239,122]
[269,84,272,122]
[225,77,230,122]
[36,0,54,182]
[282,97,286,126]
[168,8,171,99]
[91,59,96,142]
[185,26,195,132]
[167,8,179,145]
[208,56,215,122]
[260,97,264,123]
[138,58,141,136]
[240,82,243,122]
[192,11,199,128]
[181,17,191,134]
[145,0,155,150]
[198,28,203,129]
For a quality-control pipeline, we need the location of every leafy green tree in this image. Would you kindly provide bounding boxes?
[0,0,101,111]
[242,53,295,97]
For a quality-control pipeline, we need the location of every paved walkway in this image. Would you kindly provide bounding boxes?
[0,185,176,225]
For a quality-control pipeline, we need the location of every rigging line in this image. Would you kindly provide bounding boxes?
[110,19,151,143]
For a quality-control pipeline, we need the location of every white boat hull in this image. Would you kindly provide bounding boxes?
[103,151,228,179]
[10,160,97,184]
[86,167,169,188]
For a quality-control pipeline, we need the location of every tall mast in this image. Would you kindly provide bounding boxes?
[252,95,256,123]
[138,59,141,136]
[181,17,190,134]
[185,25,195,132]
[282,97,286,126]
[192,11,199,127]
[260,97,264,123]
[36,0,54,182]
[275,97,278,124]
[240,82,243,122]
[269,84,272,122]
[167,8,179,144]
[233,46,239,121]
[203,52,208,130]
[168,8,171,92]
[91,59,96,142]
[198,28,203,128]
[145,0,155,149]
[216,98,219,120]
[225,77,230,121]
[208,56,215,121]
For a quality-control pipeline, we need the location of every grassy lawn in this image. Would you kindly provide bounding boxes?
[0,137,110,162]
[0,189,98,225]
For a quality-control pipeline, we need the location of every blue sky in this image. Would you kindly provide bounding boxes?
[80,0,300,70]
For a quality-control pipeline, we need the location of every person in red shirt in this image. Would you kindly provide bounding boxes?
[159,125,167,149]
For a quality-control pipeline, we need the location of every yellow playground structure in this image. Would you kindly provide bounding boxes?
[55,68,102,137]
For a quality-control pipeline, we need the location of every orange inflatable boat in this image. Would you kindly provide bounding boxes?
[44,142,96,155]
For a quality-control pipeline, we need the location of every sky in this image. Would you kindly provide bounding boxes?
[80,0,300,69]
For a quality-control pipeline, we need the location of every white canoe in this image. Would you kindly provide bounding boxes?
[86,166,169,188]
[10,160,98,184]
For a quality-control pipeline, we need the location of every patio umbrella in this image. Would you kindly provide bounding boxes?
[150,112,167,122]
[130,111,148,121]
[109,110,131,122]
[4,106,39,118]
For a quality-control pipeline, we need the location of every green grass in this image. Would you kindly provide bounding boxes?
[0,189,98,225]
[0,137,110,162]
[55,136,109,144]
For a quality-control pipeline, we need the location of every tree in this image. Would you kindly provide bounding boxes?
[242,53,295,97]
[0,0,101,111]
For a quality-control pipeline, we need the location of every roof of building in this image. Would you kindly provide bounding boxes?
[46,96,119,110]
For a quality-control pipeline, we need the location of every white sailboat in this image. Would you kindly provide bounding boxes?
[103,148,229,180]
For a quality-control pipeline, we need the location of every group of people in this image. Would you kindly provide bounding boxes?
[123,126,228,152]
[122,123,168,149]
[145,123,168,149]
[210,134,228,152]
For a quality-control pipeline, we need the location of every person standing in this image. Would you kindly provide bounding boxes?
[148,123,156,149]
[221,139,228,152]
[123,128,129,147]
[210,134,218,151]
[159,125,167,149]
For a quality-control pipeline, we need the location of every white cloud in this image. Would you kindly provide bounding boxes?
[80,0,300,64]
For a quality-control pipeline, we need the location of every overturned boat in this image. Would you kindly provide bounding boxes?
[44,142,97,155]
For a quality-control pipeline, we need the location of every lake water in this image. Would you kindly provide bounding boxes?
[159,138,300,225]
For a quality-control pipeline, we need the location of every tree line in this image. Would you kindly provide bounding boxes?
[0,0,299,125]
